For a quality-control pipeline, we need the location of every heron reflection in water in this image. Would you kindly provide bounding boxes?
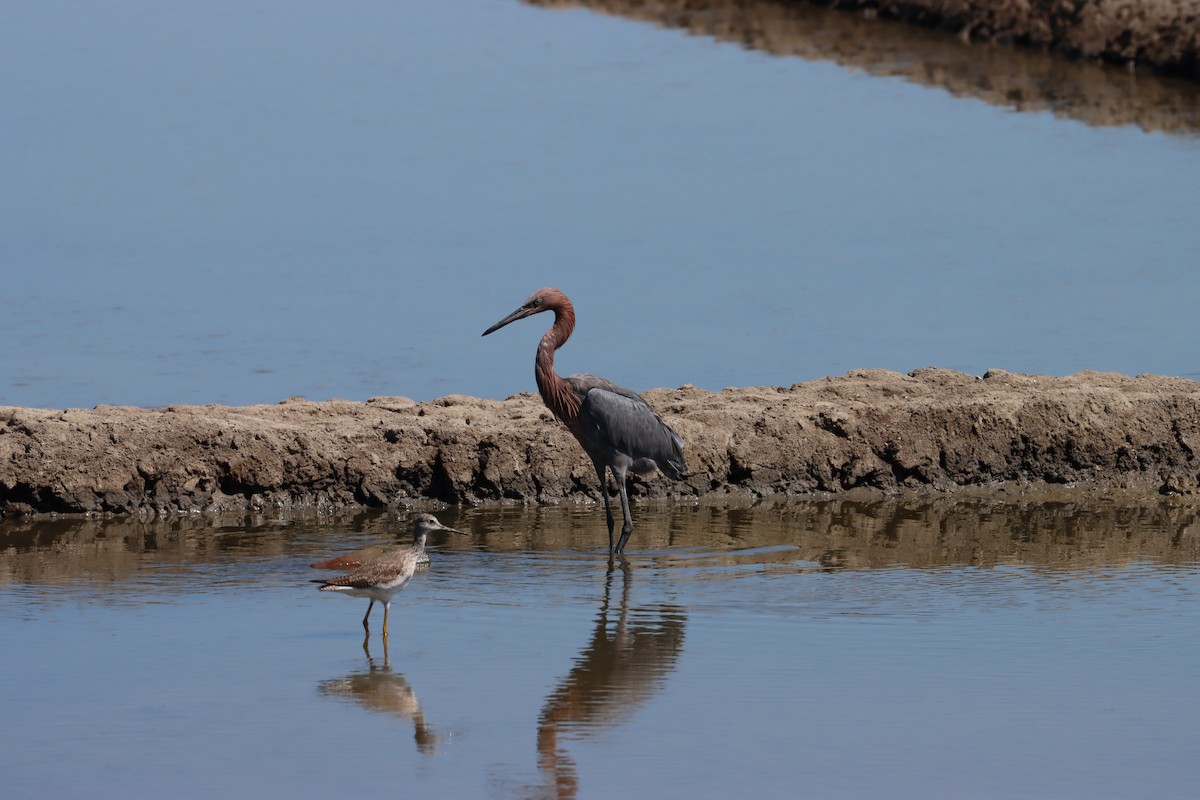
[535,562,687,799]
[317,637,442,755]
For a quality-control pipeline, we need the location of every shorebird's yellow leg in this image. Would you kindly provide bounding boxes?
[362,599,374,634]
[382,602,391,639]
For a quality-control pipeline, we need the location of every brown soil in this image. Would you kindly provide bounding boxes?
[835,0,1200,78]
[3,368,1199,519]
[530,0,1200,81]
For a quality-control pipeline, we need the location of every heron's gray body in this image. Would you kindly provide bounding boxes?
[569,373,686,478]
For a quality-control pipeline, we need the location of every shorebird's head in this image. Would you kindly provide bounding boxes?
[411,513,468,541]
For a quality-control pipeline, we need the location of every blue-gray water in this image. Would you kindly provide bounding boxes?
[3,500,1199,799]
[3,0,1199,411]
[5,4,1200,797]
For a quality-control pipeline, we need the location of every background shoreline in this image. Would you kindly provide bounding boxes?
[530,0,1200,81]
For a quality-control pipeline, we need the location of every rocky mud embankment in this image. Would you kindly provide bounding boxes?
[2,369,1199,519]
[825,0,1200,78]
[530,0,1200,80]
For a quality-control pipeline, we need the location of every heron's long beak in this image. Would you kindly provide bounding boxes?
[482,304,535,336]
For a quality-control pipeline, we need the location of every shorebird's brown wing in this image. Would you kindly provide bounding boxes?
[315,573,376,589]
[310,544,394,570]
[312,568,383,589]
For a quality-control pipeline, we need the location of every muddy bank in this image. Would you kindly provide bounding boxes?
[2,369,1199,519]
[530,0,1200,134]
[529,0,1200,82]
[827,0,1200,78]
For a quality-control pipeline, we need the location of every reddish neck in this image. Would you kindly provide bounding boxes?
[534,300,582,434]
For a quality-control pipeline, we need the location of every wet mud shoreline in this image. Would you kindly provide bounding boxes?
[809,0,1200,78]
[2,369,1199,519]
[530,0,1200,81]
[835,0,1200,77]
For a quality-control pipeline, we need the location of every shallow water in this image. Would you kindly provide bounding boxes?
[3,0,1200,411]
[5,5,1200,792]
[4,499,1199,798]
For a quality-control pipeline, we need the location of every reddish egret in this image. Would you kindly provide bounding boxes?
[313,514,466,637]
[483,287,686,553]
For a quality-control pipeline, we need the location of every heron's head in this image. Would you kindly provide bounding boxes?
[482,287,569,336]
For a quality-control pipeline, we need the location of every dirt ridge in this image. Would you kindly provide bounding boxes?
[529,0,1200,80]
[2,368,1199,518]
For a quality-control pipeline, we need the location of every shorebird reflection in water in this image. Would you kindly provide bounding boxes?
[317,637,441,754]
[536,562,686,798]
[313,513,466,637]
[483,287,687,553]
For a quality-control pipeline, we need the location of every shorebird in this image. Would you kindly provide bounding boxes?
[313,514,467,637]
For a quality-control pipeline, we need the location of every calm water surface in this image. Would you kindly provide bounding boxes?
[3,499,1199,798]
[3,0,1200,410]
[5,6,1200,796]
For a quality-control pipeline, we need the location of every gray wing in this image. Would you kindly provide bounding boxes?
[567,374,687,479]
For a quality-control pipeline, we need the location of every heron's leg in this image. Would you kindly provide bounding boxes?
[613,466,635,553]
[362,599,374,633]
[382,601,391,639]
[593,460,615,549]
